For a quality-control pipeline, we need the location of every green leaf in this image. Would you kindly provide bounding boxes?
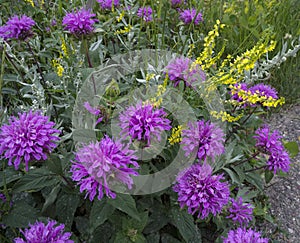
[145,233,160,243]
[144,208,169,234]
[56,192,80,228]
[90,198,115,232]
[2,201,38,228]
[45,154,63,175]
[0,168,22,187]
[13,167,59,193]
[90,222,114,243]
[160,233,182,243]
[264,170,274,184]
[122,212,148,232]
[108,194,140,221]
[42,184,61,212]
[169,208,202,243]
[245,172,264,192]
[283,141,299,158]
[223,167,240,185]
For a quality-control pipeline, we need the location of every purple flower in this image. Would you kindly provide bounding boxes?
[0,193,6,203]
[97,0,120,10]
[173,163,230,219]
[171,0,184,7]
[0,111,60,171]
[227,197,253,225]
[84,101,103,125]
[14,220,73,243]
[222,227,269,243]
[181,120,225,161]
[119,102,171,146]
[231,83,248,102]
[137,7,153,22]
[254,125,290,174]
[179,9,203,25]
[165,57,206,87]
[70,136,139,201]
[62,8,98,37]
[249,84,278,99]
[0,15,35,40]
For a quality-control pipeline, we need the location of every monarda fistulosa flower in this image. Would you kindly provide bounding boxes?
[222,227,269,243]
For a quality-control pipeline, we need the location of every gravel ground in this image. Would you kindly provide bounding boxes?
[260,104,300,242]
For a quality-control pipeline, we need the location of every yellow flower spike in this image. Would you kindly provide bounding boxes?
[51,59,64,77]
[117,11,125,22]
[168,125,183,145]
[60,37,69,58]
[24,0,34,7]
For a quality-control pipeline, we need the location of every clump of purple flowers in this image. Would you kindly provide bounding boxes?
[165,57,206,87]
[119,102,171,146]
[227,197,253,225]
[0,15,35,40]
[70,136,139,201]
[181,120,225,161]
[249,84,278,99]
[173,163,230,219]
[14,220,73,243]
[171,0,184,7]
[97,0,120,10]
[230,82,248,102]
[137,7,153,22]
[222,227,269,243]
[254,125,290,174]
[179,9,203,25]
[62,8,98,37]
[0,111,60,171]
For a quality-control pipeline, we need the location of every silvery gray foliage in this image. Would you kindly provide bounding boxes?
[245,36,300,83]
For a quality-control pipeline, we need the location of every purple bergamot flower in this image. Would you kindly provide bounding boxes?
[254,125,291,174]
[173,163,230,219]
[165,57,206,87]
[70,136,139,201]
[227,197,253,225]
[171,0,184,7]
[249,84,278,100]
[97,0,120,10]
[0,15,35,40]
[222,227,269,243]
[62,8,98,37]
[230,82,248,103]
[0,111,60,171]
[119,102,171,146]
[14,220,73,243]
[181,120,225,161]
[179,8,203,25]
[137,7,153,22]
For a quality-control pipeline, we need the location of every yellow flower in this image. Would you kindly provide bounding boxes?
[168,125,183,145]
[52,59,64,77]
[115,25,132,35]
[24,0,34,7]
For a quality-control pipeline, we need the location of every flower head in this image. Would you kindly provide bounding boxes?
[222,227,269,243]
[179,9,203,25]
[0,15,35,40]
[137,7,153,22]
[119,102,171,146]
[165,57,206,87]
[181,120,225,161]
[62,9,98,37]
[249,84,278,99]
[227,197,253,225]
[0,111,60,171]
[254,125,290,174]
[230,83,248,102]
[14,220,73,243]
[97,0,120,10]
[173,163,230,219]
[70,136,139,201]
[171,0,184,7]
[84,101,103,125]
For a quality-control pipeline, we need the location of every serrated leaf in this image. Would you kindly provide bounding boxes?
[42,184,61,212]
[13,167,59,193]
[2,201,38,228]
[45,154,63,175]
[90,198,115,232]
[108,194,140,221]
[0,168,22,187]
[169,208,202,243]
[56,193,80,228]
[223,167,240,185]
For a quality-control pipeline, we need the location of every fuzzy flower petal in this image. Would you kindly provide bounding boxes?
[70,136,139,201]
[0,111,60,171]
[181,120,225,161]
[227,197,253,225]
[119,102,171,146]
[62,8,98,36]
[222,227,269,243]
[97,0,120,10]
[173,163,230,219]
[14,220,73,243]
[165,57,206,87]
[0,15,35,40]
[179,9,203,25]
[137,7,153,22]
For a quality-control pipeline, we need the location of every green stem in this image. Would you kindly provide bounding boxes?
[234,151,259,166]
[244,165,267,173]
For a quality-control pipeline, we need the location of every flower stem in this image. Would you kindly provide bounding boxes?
[244,165,267,173]
[234,151,260,166]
